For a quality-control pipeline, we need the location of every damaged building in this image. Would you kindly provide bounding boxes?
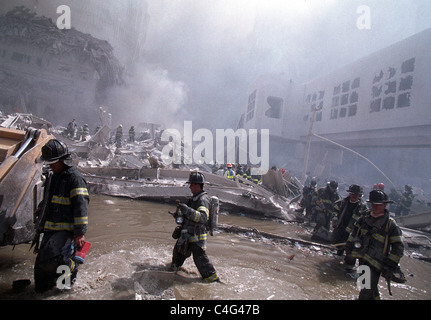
[0,3,145,125]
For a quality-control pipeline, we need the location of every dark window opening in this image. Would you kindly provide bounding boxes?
[332,96,339,107]
[352,77,360,89]
[330,109,338,119]
[373,70,384,83]
[341,94,349,105]
[383,96,395,110]
[388,67,397,79]
[384,81,397,95]
[401,57,415,73]
[370,99,381,113]
[397,92,411,108]
[339,107,347,118]
[348,104,357,117]
[372,85,383,98]
[318,91,325,99]
[350,91,358,103]
[315,111,322,121]
[399,75,413,91]
[312,93,317,102]
[333,85,340,95]
[265,96,283,119]
[342,81,350,93]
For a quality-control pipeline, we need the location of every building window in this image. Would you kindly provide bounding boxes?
[246,90,256,122]
[265,96,283,119]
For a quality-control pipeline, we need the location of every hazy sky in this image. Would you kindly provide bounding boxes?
[138,0,431,130]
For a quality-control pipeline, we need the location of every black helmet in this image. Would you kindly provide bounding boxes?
[367,190,393,204]
[347,184,362,195]
[40,139,71,164]
[186,172,205,185]
[327,180,338,191]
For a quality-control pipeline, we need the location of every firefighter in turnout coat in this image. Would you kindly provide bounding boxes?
[171,172,219,283]
[344,190,404,300]
[332,184,367,256]
[33,139,89,292]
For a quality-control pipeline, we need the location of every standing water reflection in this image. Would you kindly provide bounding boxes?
[0,194,430,300]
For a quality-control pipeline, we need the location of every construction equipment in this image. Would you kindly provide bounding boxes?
[0,127,54,246]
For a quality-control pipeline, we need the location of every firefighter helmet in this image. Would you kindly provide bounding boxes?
[347,184,363,195]
[186,172,206,185]
[40,139,70,164]
[367,190,393,204]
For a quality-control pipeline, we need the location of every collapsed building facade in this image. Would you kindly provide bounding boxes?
[0,5,133,125]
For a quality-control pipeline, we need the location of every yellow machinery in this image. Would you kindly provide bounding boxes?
[0,127,54,246]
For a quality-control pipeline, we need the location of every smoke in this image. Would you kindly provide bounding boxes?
[139,0,431,133]
[105,63,187,130]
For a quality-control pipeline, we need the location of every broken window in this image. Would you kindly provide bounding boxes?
[341,94,349,105]
[401,57,415,73]
[372,85,382,98]
[388,67,397,79]
[352,77,360,89]
[246,90,256,122]
[265,96,283,119]
[318,91,325,99]
[397,92,411,108]
[399,75,413,91]
[348,104,357,117]
[330,108,338,119]
[332,96,339,107]
[339,107,347,118]
[315,111,322,121]
[333,85,341,95]
[350,91,358,103]
[370,99,381,113]
[373,70,384,83]
[342,81,350,93]
[383,96,395,110]
[384,81,397,95]
[312,93,317,102]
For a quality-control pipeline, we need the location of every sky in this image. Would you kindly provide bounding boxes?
[135,0,431,131]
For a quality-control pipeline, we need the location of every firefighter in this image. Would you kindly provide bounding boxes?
[311,180,340,240]
[395,184,414,216]
[224,163,235,181]
[299,178,317,221]
[170,172,219,283]
[331,184,367,256]
[34,139,89,292]
[344,190,404,300]
[115,124,123,148]
[129,126,135,143]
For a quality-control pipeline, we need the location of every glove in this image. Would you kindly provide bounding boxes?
[178,203,196,220]
[382,267,395,281]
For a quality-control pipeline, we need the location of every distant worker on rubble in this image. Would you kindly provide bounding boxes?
[344,190,404,300]
[82,124,90,141]
[395,184,414,216]
[170,172,219,283]
[65,119,77,139]
[115,124,123,148]
[128,126,135,143]
[298,178,317,221]
[32,139,89,292]
[224,163,235,181]
[311,180,340,241]
[331,184,367,256]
